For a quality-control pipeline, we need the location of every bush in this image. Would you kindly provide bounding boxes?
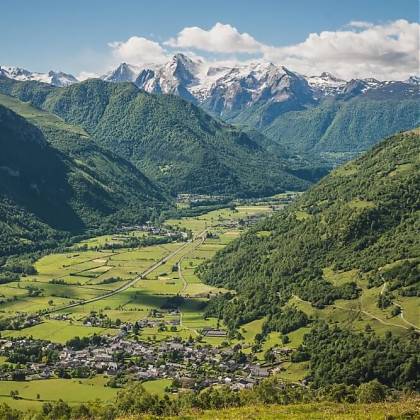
[356,380,388,403]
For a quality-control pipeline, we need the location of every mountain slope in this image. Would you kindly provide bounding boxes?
[0,96,167,256]
[100,55,420,160]
[0,77,311,197]
[3,57,418,165]
[262,94,420,158]
[198,129,420,329]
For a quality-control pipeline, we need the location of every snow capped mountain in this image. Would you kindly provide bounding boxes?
[2,56,418,117]
[100,55,316,115]
[46,71,78,87]
[406,75,420,85]
[0,66,78,87]
[306,72,347,97]
[200,62,315,115]
[101,55,418,117]
[135,54,202,101]
[102,63,144,83]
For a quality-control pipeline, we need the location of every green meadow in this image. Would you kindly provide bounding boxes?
[0,204,272,347]
[0,199,418,411]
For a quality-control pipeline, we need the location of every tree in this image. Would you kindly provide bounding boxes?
[264,349,276,364]
[115,384,162,415]
[391,306,401,317]
[356,380,388,403]
[9,390,19,400]
[0,403,21,420]
[282,335,290,345]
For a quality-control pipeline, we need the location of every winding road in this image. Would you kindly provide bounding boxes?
[379,281,419,330]
[292,294,419,332]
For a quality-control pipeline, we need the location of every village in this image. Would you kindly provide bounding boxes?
[0,328,293,393]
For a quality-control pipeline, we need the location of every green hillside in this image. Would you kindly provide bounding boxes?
[197,129,419,390]
[199,129,419,328]
[224,90,420,164]
[0,77,310,197]
[262,97,420,156]
[0,97,167,256]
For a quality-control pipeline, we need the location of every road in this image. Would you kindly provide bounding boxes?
[46,229,208,314]
[292,294,419,332]
[380,281,419,330]
[177,232,207,295]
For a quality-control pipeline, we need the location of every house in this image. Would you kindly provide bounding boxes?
[201,328,227,337]
[250,366,269,377]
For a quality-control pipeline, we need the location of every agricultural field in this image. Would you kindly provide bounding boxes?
[0,376,171,409]
[0,203,277,408]
[0,196,418,411]
[0,376,117,409]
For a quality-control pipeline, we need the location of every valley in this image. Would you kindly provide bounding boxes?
[0,8,419,417]
[0,201,277,409]
[0,189,418,411]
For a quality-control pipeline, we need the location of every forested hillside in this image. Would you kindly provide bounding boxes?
[0,97,167,256]
[199,129,420,330]
[261,96,419,156]
[0,77,312,197]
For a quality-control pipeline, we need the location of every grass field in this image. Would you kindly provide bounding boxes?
[3,201,415,410]
[178,399,420,420]
[0,205,273,349]
[0,376,118,409]
[2,320,116,344]
[0,377,171,410]
[141,379,172,396]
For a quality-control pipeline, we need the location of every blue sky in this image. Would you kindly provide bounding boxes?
[1,0,418,79]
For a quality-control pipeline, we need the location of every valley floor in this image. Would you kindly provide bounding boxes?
[0,200,279,410]
[0,194,418,411]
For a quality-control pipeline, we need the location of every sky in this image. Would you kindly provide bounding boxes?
[1,0,419,80]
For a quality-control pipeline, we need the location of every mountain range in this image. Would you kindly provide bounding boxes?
[0,56,418,257]
[4,55,418,112]
[2,55,418,161]
[0,76,316,198]
[0,65,77,87]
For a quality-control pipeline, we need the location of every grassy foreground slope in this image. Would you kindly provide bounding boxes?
[198,129,420,328]
[0,77,310,196]
[172,399,420,420]
[0,96,167,256]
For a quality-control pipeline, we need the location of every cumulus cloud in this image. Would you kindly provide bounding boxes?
[347,21,375,29]
[263,19,420,80]
[165,22,263,53]
[103,20,419,80]
[77,71,99,81]
[108,36,168,66]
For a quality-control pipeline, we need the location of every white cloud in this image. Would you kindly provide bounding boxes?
[108,36,168,66]
[102,19,419,80]
[347,21,375,29]
[77,71,99,81]
[262,19,420,80]
[165,22,263,53]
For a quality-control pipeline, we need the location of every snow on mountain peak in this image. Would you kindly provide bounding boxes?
[1,55,416,116]
[0,65,78,87]
[405,75,420,85]
[305,72,348,97]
